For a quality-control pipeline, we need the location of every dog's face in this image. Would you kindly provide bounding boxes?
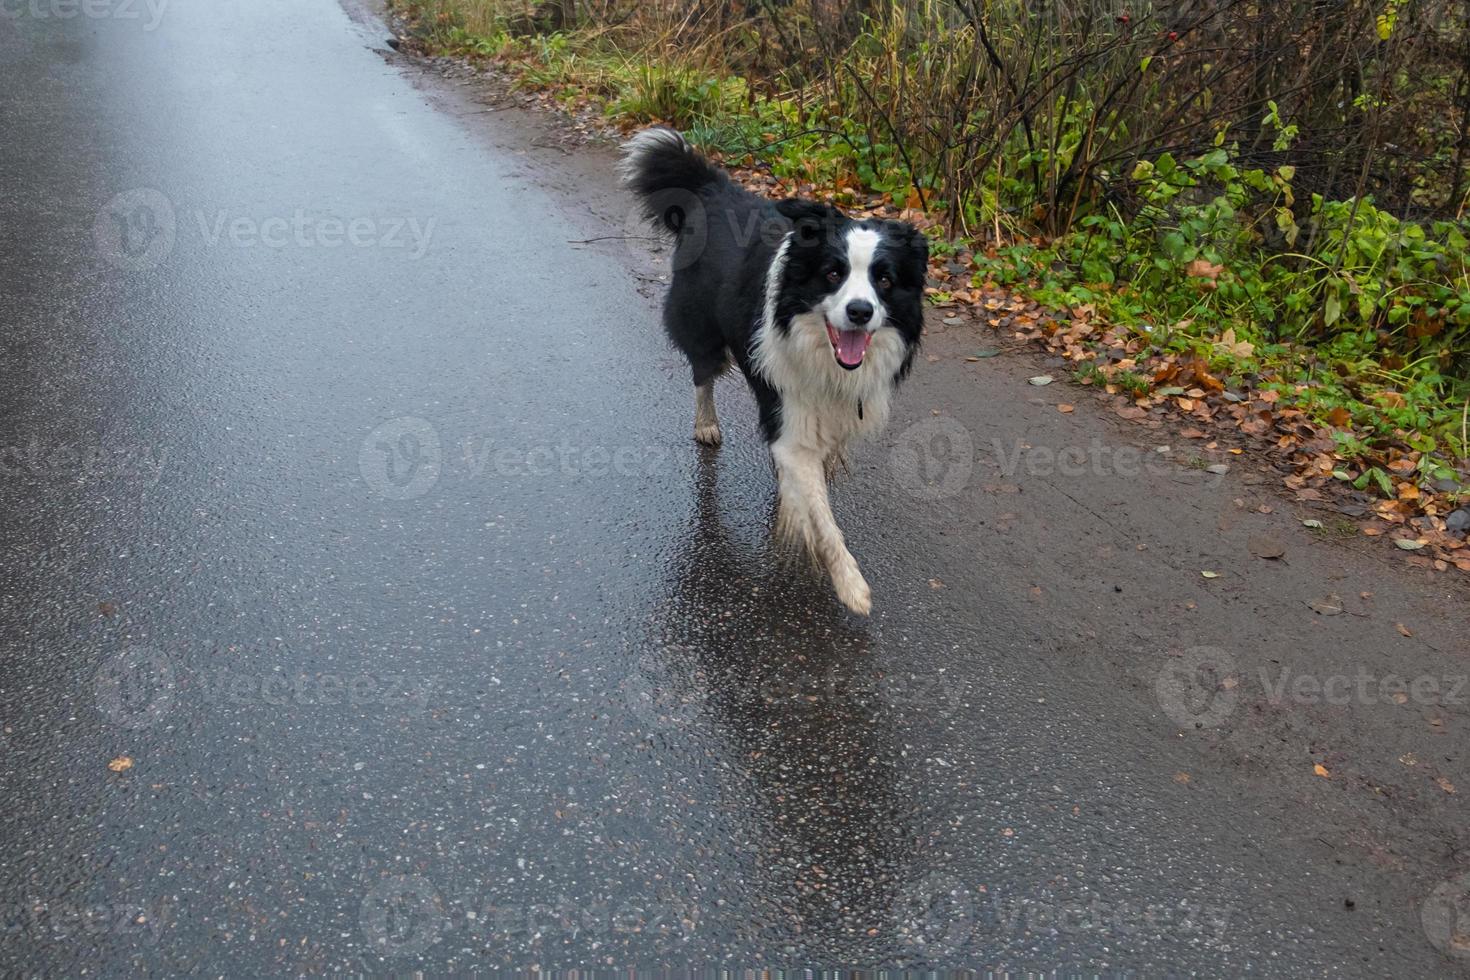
[774,200,928,371]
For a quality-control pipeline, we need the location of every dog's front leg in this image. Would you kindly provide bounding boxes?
[772,439,872,616]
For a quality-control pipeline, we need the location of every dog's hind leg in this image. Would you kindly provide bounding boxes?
[771,437,871,616]
[694,381,722,446]
[690,353,728,447]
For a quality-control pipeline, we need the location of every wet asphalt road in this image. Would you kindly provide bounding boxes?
[2,0,1468,974]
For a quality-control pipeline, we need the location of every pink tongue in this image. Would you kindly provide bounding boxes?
[833,329,872,367]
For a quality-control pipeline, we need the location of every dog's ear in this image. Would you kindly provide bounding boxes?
[775,199,840,224]
[777,199,844,249]
[892,220,928,254]
[906,223,929,265]
[888,220,930,281]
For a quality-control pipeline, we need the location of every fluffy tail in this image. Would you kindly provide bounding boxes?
[619,128,726,235]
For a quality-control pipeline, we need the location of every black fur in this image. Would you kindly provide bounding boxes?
[623,128,927,442]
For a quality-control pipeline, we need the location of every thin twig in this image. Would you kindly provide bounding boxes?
[567,235,663,244]
[727,127,864,163]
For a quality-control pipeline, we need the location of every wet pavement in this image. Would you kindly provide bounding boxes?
[2,0,1468,974]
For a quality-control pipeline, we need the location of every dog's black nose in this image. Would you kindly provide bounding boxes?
[846,300,873,325]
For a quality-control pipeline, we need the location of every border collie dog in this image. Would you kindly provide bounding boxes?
[622,128,927,615]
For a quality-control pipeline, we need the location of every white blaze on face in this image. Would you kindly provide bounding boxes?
[823,227,885,333]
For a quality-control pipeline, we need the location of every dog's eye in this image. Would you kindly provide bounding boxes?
[878,276,893,290]
[826,269,843,283]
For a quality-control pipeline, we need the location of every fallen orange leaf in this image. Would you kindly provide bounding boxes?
[1186,259,1224,281]
[1313,763,1330,778]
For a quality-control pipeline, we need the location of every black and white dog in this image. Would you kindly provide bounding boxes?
[621,128,928,614]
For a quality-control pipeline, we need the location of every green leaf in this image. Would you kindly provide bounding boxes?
[1371,467,1394,498]
[1324,291,1342,327]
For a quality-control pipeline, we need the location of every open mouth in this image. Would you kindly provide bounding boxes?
[825,321,872,370]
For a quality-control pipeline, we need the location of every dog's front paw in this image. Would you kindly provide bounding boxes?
[831,561,872,616]
[693,422,723,446]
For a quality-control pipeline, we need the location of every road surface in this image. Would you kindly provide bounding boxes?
[1,0,1467,973]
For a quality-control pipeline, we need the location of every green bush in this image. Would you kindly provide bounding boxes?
[972,139,1470,458]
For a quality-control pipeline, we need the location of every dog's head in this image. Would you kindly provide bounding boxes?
[773,199,928,371]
